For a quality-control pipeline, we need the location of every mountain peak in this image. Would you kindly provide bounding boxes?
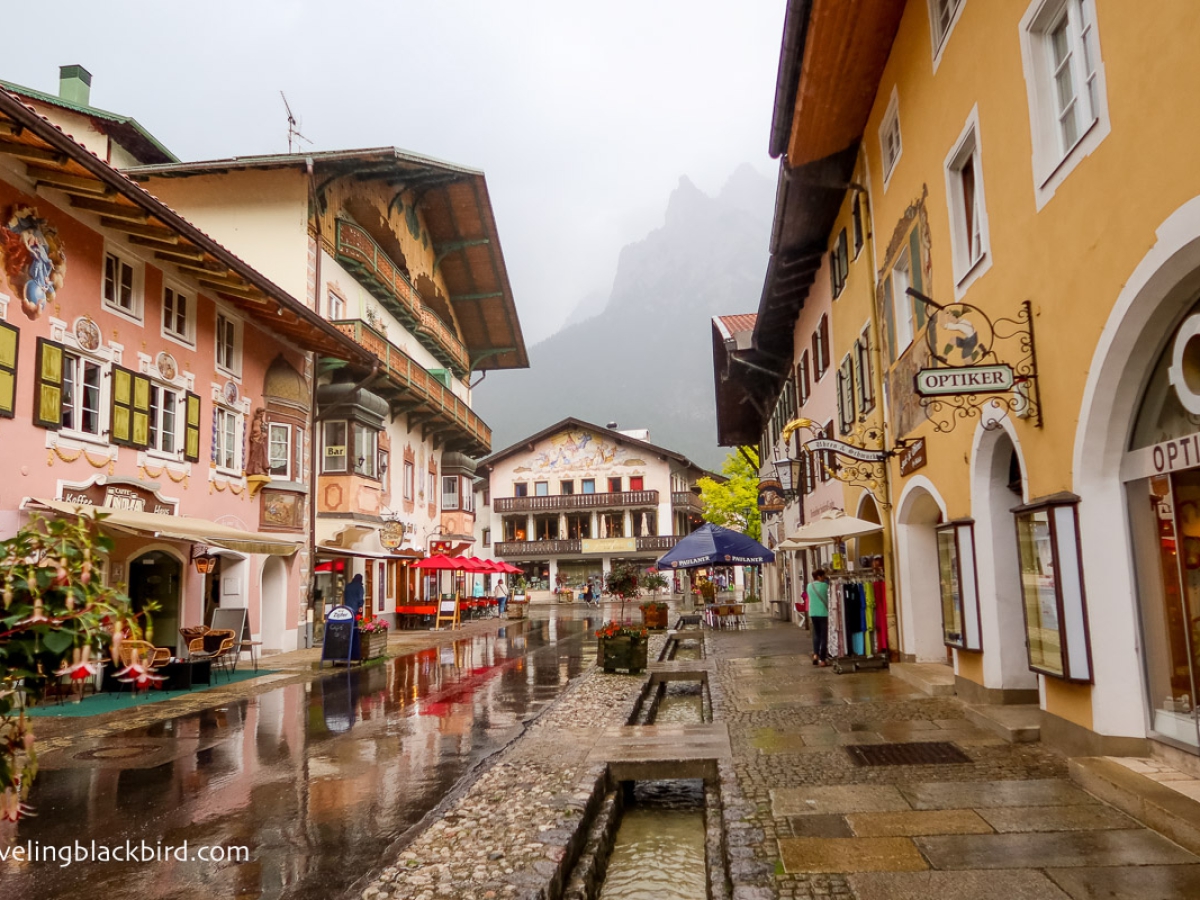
[665,175,710,226]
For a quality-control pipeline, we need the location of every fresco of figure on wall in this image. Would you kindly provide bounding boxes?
[0,205,66,320]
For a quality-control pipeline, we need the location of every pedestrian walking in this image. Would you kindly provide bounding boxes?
[495,577,509,615]
[806,569,830,666]
[344,573,365,618]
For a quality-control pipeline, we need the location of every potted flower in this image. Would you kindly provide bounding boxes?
[595,621,650,674]
[638,570,671,629]
[513,576,528,603]
[356,616,389,660]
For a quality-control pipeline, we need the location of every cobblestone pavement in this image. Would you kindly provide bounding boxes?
[708,611,1200,900]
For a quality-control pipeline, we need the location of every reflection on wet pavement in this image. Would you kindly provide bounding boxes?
[0,617,597,900]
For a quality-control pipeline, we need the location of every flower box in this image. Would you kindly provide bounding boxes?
[507,603,526,620]
[356,629,388,661]
[598,634,648,674]
[640,602,669,630]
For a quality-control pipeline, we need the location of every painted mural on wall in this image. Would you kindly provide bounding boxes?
[529,429,640,473]
[0,205,66,319]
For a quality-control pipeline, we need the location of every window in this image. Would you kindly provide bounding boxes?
[830,229,849,298]
[929,0,966,58]
[328,288,346,321]
[534,481,549,497]
[608,477,623,493]
[62,351,104,437]
[566,513,591,540]
[938,521,982,651]
[1014,497,1092,682]
[629,476,644,492]
[215,406,241,472]
[463,481,473,513]
[797,351,811,405]
[103,250,140,319]
[148,384,179,455]
[215,312,241,374]
[879,88,902,186]
[442,475,461,510]
[856,330,875,413]
[514,483,528,497]
[812,315,830,380]
[353,426,377,477]
[1020,0,1108,208]
[403,460,414,500]
[601,512,624,538]
[837,355,856,434]
[534,514,559,540]
[268,422,291,479]
[891,250,915,352]
[560,480,575,495]
[428,468,436,502]
[482,528,491,548]
[581,479,595,494]
[162,284,193,344]
[851,193,865,258]
[820,421,836,482]
[323,420,348,473]
[945,111,991,291]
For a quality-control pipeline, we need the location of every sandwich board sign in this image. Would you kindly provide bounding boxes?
[435,594,461,630]
[320,605,357,666]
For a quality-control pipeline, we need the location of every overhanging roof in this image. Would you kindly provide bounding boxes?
[125,148,528,373]
[0,89,377,366]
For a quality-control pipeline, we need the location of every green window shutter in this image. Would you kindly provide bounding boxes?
[882,277,897,362]
[110,365,134,445]
[0,321,19,418]
[184,391,202,462]
[33,338,63,430]
[909,227,926,330]
[131,373,151,448]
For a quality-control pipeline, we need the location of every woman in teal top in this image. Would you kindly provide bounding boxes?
[806,569,830,666]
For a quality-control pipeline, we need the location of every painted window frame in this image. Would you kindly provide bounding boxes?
[582,479,596,494]
[146,382,182,459]
[1019,0,1109,210]
[891,250,916,354]
[944,106,993,296]
[813,315,831,381]
[215,310,242,377]
[352,425,378,478]
[60,349,107,442]
[327,287,347,321]
[798,351,811,405]
[214,404,243,474]
[514,482,528,498]
[442,475,461,510]
[268,421,292,480]
[928,0,967,71]
[560,480,575,495]
[830,229,849,299]
[1013,495,1094,682]
[836,353,857,435]
[101,246,143,322]
[878,87,903,189]
[534,480,549,497]
[403,459,414,500]
[936,520,983,650]
[322,419,348,474]
[161,281,195,347]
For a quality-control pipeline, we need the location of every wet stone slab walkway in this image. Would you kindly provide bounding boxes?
[708,615,1200,900]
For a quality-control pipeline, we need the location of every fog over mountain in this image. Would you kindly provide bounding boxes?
[475,164,774,471]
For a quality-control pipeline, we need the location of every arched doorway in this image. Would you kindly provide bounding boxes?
[129,550,184,653]
[896,480,946,662]
[972,422,1038,695]
[260,557,288,653]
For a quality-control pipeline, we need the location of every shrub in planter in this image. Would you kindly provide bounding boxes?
[595,622,649,674]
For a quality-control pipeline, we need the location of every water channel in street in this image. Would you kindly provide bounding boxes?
[0,615,599,900]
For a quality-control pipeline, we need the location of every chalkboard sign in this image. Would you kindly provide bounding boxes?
[320,605,357,666]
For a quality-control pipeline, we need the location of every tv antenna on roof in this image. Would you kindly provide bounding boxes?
[281,91,312,154]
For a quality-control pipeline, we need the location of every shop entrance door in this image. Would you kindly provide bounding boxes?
[130,550,183,654]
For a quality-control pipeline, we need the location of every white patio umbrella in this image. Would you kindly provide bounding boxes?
[783,511,883,546]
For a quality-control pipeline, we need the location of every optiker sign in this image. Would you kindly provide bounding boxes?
[914,364,1015,397]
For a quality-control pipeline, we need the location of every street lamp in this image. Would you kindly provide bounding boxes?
[772,455,803,501]
[191,547,217,574]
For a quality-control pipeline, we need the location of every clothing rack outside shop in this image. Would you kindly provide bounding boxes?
[826,569,890,674]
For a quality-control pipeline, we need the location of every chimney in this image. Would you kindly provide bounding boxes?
[58,65,92,107]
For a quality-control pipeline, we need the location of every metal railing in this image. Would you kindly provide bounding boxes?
[493,490,659,513]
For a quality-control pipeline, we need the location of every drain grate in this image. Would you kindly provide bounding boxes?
[845,741,971,767]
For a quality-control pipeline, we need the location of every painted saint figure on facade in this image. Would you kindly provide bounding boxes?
[0,205,66,320]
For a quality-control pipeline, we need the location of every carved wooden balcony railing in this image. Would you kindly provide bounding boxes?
[671,491,703,514]
[493,490,659,514]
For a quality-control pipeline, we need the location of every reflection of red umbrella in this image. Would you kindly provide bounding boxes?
[413,554,467,570]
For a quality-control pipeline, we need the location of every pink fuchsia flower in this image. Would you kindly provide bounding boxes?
[55,646,100,682]
[0,787,34,822]
[113,661,164,690]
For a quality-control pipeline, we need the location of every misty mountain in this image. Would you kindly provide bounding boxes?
[475,164,775,471]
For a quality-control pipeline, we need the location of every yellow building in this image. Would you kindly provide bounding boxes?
[721,0,1200,759]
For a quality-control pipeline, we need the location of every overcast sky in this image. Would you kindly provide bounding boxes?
[3,1,785,344]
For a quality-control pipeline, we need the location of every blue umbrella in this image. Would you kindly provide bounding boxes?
[656,523,775,569]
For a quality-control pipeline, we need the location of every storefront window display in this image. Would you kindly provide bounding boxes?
[937,521,982,650]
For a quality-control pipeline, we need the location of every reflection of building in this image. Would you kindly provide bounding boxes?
[474,418,711,592]
[127,147,527,624]
[0,76,373,654]
[716,1,1200,760]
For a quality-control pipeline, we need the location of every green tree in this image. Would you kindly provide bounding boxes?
[696,448,762,541]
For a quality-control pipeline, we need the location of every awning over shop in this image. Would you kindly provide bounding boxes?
[24,498,302,556]
[314,543,422,560]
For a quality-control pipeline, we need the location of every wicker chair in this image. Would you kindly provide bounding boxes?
[118,640,171,669]
[186,628,236,678]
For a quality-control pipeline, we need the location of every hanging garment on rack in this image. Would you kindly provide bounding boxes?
[843,583,865,633]
[828,580,844,659]
[872,581,888,651]
[864,581,877,655]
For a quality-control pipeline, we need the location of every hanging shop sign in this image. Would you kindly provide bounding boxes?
[757,478,785,513]
[380,520,411,549]
[898,437,928,476]
[914,364,1014,397]
[803,438,888,463]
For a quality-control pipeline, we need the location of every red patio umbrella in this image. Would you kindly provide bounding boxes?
[412,553,468,570]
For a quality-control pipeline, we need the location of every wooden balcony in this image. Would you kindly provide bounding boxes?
[493,490,659,514]
[671,491,703,514]
[335,219,470,375]
[637,535,680,552]
[494,534,680,558]
[331,318,490,455]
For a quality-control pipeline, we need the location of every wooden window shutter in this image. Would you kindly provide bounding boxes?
[131,372,151,448]
[110,365,135,446]
[909,227,926,329]
[184,391,202,462]
[819,316,830,373]
[33,338,63,430]
[0,321,19,418]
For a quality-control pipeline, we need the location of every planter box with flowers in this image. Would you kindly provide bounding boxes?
[639,571,671,629]
[596,623,649,674]
[356,617,389,661]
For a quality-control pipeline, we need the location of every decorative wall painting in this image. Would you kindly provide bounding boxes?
[1,205,66,320]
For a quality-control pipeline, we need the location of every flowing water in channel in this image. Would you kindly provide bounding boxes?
[598,780,707,900]
[651,683,704,725]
